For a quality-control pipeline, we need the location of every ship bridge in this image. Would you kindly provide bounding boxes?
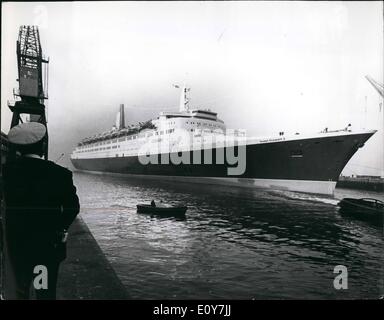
[155,108,226,134]
[152,84,226,133]
[159,108,221,121]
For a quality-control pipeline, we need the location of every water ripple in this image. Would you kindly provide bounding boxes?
[74,172,383,299]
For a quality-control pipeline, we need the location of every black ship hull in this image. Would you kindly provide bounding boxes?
[71,131,375,195]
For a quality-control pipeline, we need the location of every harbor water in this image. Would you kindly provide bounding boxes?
[74,171,383,299]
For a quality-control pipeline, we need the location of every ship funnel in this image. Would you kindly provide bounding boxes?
[120,104,125,129]
[114,104,125,130]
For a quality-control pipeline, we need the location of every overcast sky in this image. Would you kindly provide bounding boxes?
[1,1,383,176]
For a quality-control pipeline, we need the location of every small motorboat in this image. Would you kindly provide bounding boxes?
[137,201,187,216]
[338,198,384,225]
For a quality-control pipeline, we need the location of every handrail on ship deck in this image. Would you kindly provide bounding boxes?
[320,124,352,134]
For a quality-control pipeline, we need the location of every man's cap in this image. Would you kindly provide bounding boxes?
[8,122,46,145]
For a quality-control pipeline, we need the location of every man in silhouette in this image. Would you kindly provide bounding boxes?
[2,122,80,299]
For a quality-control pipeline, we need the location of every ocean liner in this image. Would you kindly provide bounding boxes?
[70,86,376,195]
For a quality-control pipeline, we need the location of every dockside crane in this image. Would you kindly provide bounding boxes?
[7,25,49,159]
[365,75,384,98]
[1,26,49,299]
[365,75,384,125]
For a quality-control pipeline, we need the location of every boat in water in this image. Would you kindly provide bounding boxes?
[338,198,384,225]
[70,85,376,195]
[137,203,188,216]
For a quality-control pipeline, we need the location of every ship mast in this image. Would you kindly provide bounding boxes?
[365,75,384,98]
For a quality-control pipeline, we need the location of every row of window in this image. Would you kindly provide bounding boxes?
[79,135,140,150]
[156,129,175,135]
[78,145,123,153]
[185,121,222,129]
[78,125,224,152]
[78,129,226,153]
